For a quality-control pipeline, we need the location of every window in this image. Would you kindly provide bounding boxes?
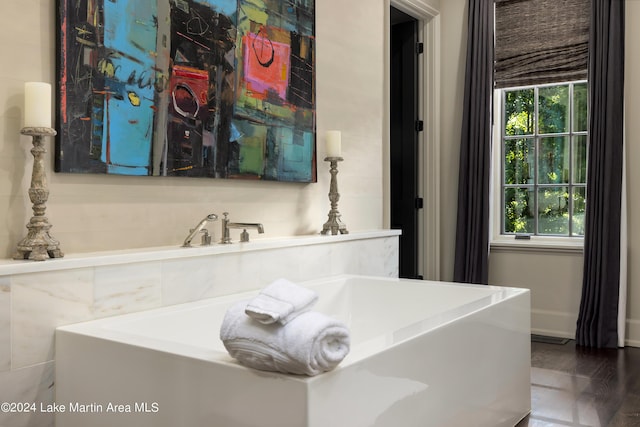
[497,81,588,238]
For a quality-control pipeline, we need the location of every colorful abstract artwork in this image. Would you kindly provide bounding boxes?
[56,0,316,182]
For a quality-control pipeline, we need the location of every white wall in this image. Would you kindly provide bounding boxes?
[625,0,640,346]
[489,249,584,339]
[0,0,384,258]
[438,0,466,280]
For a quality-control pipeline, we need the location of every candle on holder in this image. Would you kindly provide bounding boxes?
[24,82,52,128]
[326,130,341,158]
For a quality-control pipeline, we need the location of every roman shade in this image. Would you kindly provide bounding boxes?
[494,0,590,88]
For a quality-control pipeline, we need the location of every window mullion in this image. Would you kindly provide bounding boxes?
[568,83,574,236]
[534,86,539,236]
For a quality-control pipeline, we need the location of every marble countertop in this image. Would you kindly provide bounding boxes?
[0,230,401,276]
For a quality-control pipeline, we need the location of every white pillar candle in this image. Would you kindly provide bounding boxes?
[24,82,52,128]
[326,130,342,158]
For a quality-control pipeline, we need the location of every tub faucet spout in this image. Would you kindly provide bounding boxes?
[182,213,218,247]
[220,212,264,243]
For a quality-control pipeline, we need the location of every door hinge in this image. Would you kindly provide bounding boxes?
[415,120,424,132]
[416,42,424,54]
[415,197,424,209]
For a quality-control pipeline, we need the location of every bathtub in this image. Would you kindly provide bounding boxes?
[55,275,530,427]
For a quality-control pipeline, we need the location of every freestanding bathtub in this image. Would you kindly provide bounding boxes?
[55,275,530,427]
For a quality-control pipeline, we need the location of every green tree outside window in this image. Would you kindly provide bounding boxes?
[502,82,587,236]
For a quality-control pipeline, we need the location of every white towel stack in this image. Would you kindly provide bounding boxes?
[220,279,350,376]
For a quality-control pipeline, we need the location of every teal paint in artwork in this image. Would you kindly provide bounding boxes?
[195,0,237,16]
[279,130,314,181]
[101,0,157,174]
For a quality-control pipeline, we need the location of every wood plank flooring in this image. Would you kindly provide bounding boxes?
[516,340,640,427]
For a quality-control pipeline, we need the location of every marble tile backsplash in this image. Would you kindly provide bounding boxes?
[0,232,399,427]
[12,269,94,370]
[93,262,163,318]
[0,279,10,372]
[0,362,54,427]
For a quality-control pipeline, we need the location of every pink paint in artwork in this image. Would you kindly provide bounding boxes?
[243,32,290,101]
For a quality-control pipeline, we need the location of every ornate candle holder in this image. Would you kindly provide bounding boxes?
[321,157,348,235]
[13,127,64,261]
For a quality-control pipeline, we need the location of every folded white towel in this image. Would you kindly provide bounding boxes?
[244,278,318,325]
[220,300,350,376]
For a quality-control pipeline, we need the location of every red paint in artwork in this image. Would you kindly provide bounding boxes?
[243,32,290,101]
[60,6,68,123]
[174,66,209,81]
[170,65,210,115]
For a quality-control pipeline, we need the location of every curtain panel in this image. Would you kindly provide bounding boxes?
[575,0,625,348]
[453,0,494,284]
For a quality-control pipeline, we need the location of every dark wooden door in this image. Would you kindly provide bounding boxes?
[390,8,421,279]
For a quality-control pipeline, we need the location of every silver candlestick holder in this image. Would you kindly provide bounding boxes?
[13,127,64,261]
[321,157,348,235]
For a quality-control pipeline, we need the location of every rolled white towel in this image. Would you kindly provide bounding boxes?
[244,278,318,325]
[220,300,350,376]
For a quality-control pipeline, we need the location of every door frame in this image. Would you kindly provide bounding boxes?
[384,0,441,280]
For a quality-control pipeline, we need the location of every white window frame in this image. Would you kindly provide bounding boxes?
[490,84,585,254]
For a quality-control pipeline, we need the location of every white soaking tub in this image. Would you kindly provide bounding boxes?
[55,274,531,427]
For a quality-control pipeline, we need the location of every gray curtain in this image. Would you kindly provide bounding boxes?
[453,0,493,284]
[575,0,625,348]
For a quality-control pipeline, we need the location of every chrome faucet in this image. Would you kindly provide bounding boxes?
[220,212,264,244]
[182,213,218,247]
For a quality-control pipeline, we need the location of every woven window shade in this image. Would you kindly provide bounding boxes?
[494,0,590,88]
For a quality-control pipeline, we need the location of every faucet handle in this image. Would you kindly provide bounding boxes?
[189,228,212,246]
[201,229,212,246]
[222,212,229,220]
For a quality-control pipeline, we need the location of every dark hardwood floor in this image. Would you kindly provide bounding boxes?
[516,339,640,427]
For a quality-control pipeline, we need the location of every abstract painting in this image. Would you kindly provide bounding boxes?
[56,0,316,182]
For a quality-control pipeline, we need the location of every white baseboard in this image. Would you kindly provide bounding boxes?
[531,308,640,348]
[531,308,577,339]
[625,319,640,347]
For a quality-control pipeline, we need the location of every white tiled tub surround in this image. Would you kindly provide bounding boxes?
[0,230,399,427]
